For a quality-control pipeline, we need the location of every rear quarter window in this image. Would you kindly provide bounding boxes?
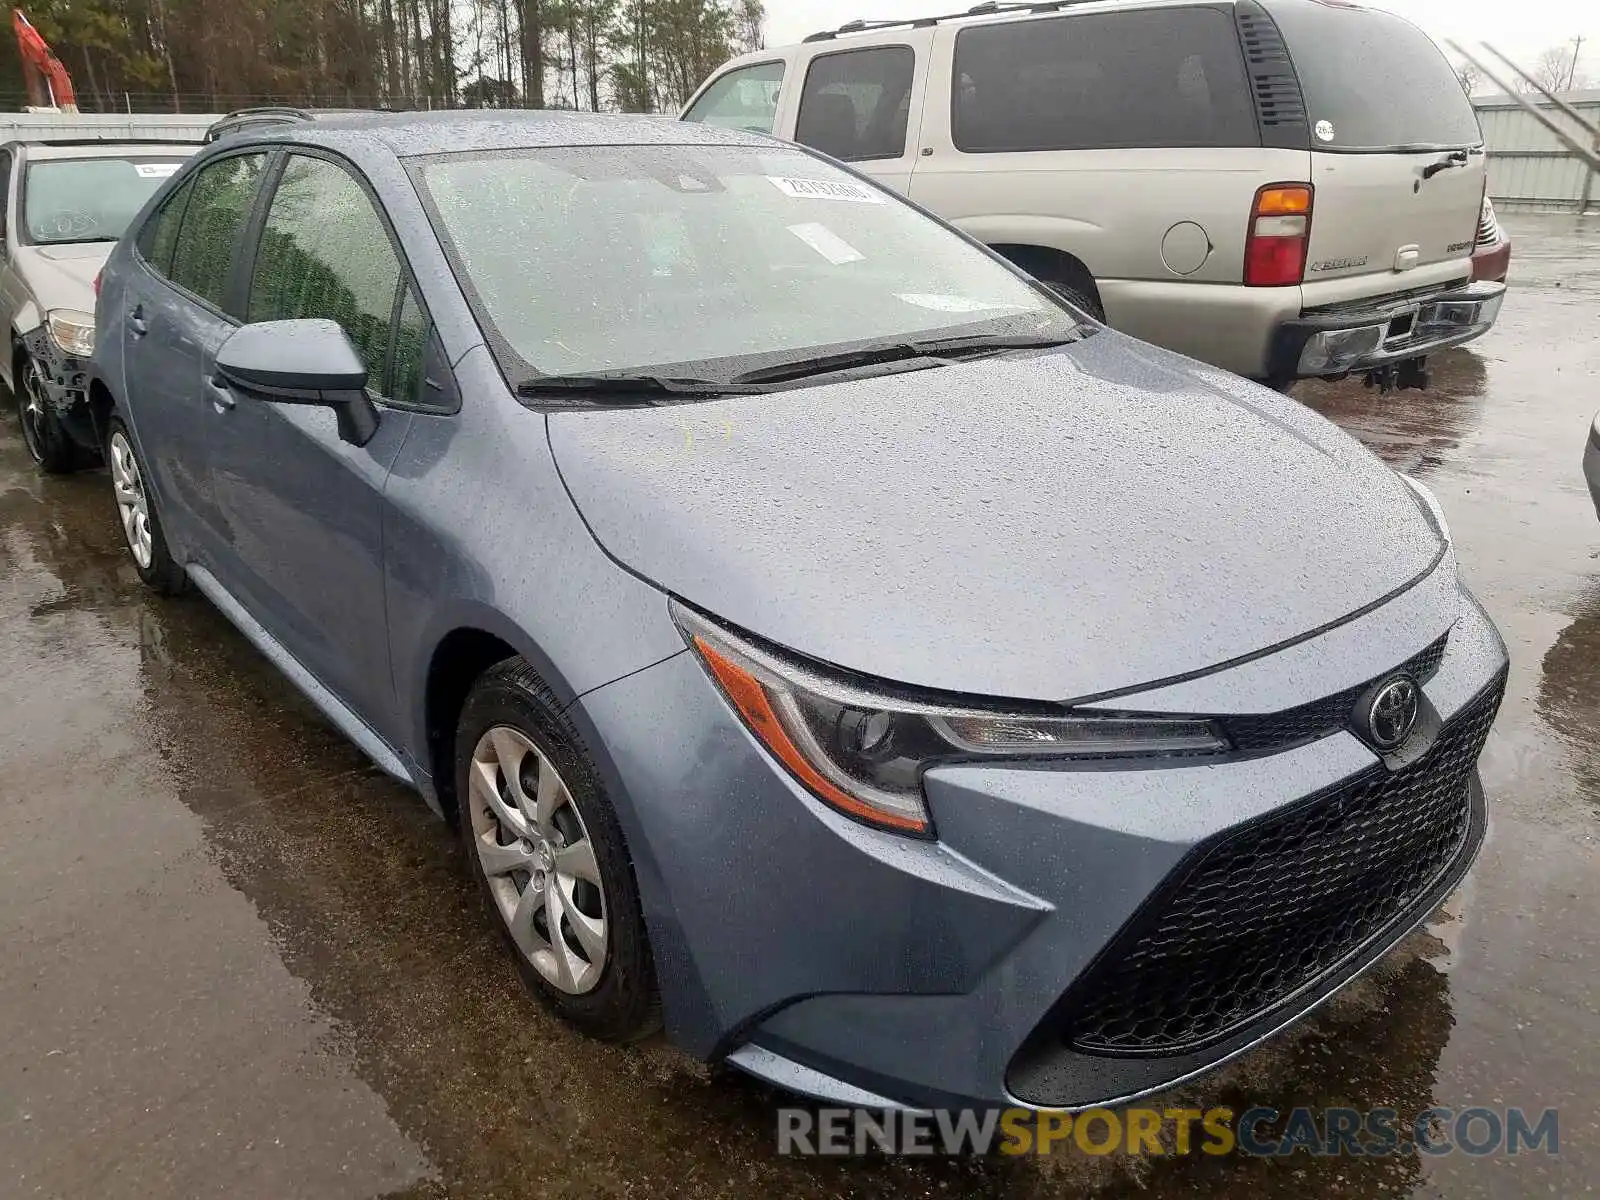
[1268,0,1481,150]
[952,7,1259,152]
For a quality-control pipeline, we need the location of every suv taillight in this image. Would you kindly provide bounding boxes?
[92,269,102,299]
[1244,184,1313,286]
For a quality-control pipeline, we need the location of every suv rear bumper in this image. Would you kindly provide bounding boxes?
[1269,280,1506,380]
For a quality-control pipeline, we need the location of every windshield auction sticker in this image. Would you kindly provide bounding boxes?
[134,163,183,178]
[767,176,886,204]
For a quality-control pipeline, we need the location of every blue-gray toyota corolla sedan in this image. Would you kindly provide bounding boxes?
[89,112,1508,1112]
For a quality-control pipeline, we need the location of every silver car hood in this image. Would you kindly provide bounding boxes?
[16,242,110,314]
[549,332,1443,703]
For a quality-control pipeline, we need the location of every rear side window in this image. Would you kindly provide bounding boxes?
[795,46,916,162]
[684,61,785,133]
[248,154,407,399]
[136,175,194,276]
[168,153,267,310]
[1268,2,1481,151]
[953,8,1258,152]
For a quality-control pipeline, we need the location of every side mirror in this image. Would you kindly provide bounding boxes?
[215,318,379,446]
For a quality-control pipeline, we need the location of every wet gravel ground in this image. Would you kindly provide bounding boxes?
[1,213,1596,1198]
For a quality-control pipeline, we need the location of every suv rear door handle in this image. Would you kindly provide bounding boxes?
[128,306,147,337]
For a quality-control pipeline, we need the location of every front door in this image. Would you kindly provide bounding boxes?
[119,152,268,563]
[209,151,427,743]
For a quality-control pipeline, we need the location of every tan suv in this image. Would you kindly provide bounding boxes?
[682,0,1504,391]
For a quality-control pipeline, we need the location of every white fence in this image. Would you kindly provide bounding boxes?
[0,111,219,144]
[1474,90,1600,213]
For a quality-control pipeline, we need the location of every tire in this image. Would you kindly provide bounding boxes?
[456,658,660,1042]
[15,353,82,474]
[105,416,188,595]
[1043,278,1105,323]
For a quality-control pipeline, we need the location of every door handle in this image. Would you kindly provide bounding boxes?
[128,306,147,337]
[204,375,235,412]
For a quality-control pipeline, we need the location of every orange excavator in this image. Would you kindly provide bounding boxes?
[12,7,77,112]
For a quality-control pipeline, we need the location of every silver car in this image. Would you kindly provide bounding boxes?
[2,138,197,471]
[685,0,1505,391]
[92,113,1510,1113]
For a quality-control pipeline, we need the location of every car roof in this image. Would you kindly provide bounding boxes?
[227,109,773,158]
[7,140,201,160]
[782,0,1228,48]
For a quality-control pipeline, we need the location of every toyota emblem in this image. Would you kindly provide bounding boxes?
[1363,677,1420,751]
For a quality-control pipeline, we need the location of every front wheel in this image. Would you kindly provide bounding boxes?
[456,658,661,1042]
[16,353,81,473]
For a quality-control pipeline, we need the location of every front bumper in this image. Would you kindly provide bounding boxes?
[21,325,97,453]
[1585,413,1600,521]
[572,580,1507,1112]
[1269,280,1506,380]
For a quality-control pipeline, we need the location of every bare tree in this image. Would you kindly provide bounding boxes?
[1520,44,1580,93]
[1455,62,1480,96]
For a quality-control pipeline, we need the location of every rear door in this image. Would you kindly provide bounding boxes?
[1269,0,1485,297]
[789,34,933,196]
[121,151,268,560]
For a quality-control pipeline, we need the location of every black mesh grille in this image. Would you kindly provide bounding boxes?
[1059,670,1505,1056]
[1223,634,1448,754]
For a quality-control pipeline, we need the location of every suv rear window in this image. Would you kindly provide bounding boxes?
[952,7,1258,152]
[1269,0,1481,151]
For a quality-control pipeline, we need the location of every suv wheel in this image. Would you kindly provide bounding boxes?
[456,658,661,1042]
[106,417,187,594]
[16,353,80,473]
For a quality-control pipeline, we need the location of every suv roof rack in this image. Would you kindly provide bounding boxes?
[802,0,1098,41]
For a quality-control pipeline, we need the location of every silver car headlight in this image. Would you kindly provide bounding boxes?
[46,309,95,358]
[1402,474,1452,544]
[674,603,1227,837]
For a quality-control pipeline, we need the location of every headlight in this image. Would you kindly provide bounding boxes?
[46,309,95,358]
[1402,474,1451,544]
[675,604,1228,837]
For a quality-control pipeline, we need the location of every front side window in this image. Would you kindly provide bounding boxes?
[683,62,786,133]
[952,9,1258,152]
[248,154,406,398]
[21,155,190,246]
[795,46,916,162]
[168,153,267,310]
[416,144,1076,383]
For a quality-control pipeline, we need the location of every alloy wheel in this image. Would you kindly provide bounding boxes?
[108,430,154,569]
[18,359,48,464]
[469,726,609,994]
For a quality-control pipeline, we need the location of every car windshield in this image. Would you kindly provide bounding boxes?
[22,156,188,245]
[416,144,1077,382]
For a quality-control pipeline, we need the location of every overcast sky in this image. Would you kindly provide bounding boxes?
[764,0,1599,84]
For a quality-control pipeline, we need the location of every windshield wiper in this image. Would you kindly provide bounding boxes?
[732,332,1079,387]
[515,373,766,402]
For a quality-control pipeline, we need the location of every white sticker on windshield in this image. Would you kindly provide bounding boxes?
[896,293,1012,314]
[787,222,865,265]
[135,162,182,178]
[766,175,886,204]
[1314,119,1335,142]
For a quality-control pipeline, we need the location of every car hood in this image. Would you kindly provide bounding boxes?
[17,242,110,313]
[548,332,1444,703]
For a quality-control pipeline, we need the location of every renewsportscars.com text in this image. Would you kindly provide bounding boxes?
[777,1105,1559,1158]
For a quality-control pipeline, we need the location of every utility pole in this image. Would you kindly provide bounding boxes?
[1567,35,1586,92]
